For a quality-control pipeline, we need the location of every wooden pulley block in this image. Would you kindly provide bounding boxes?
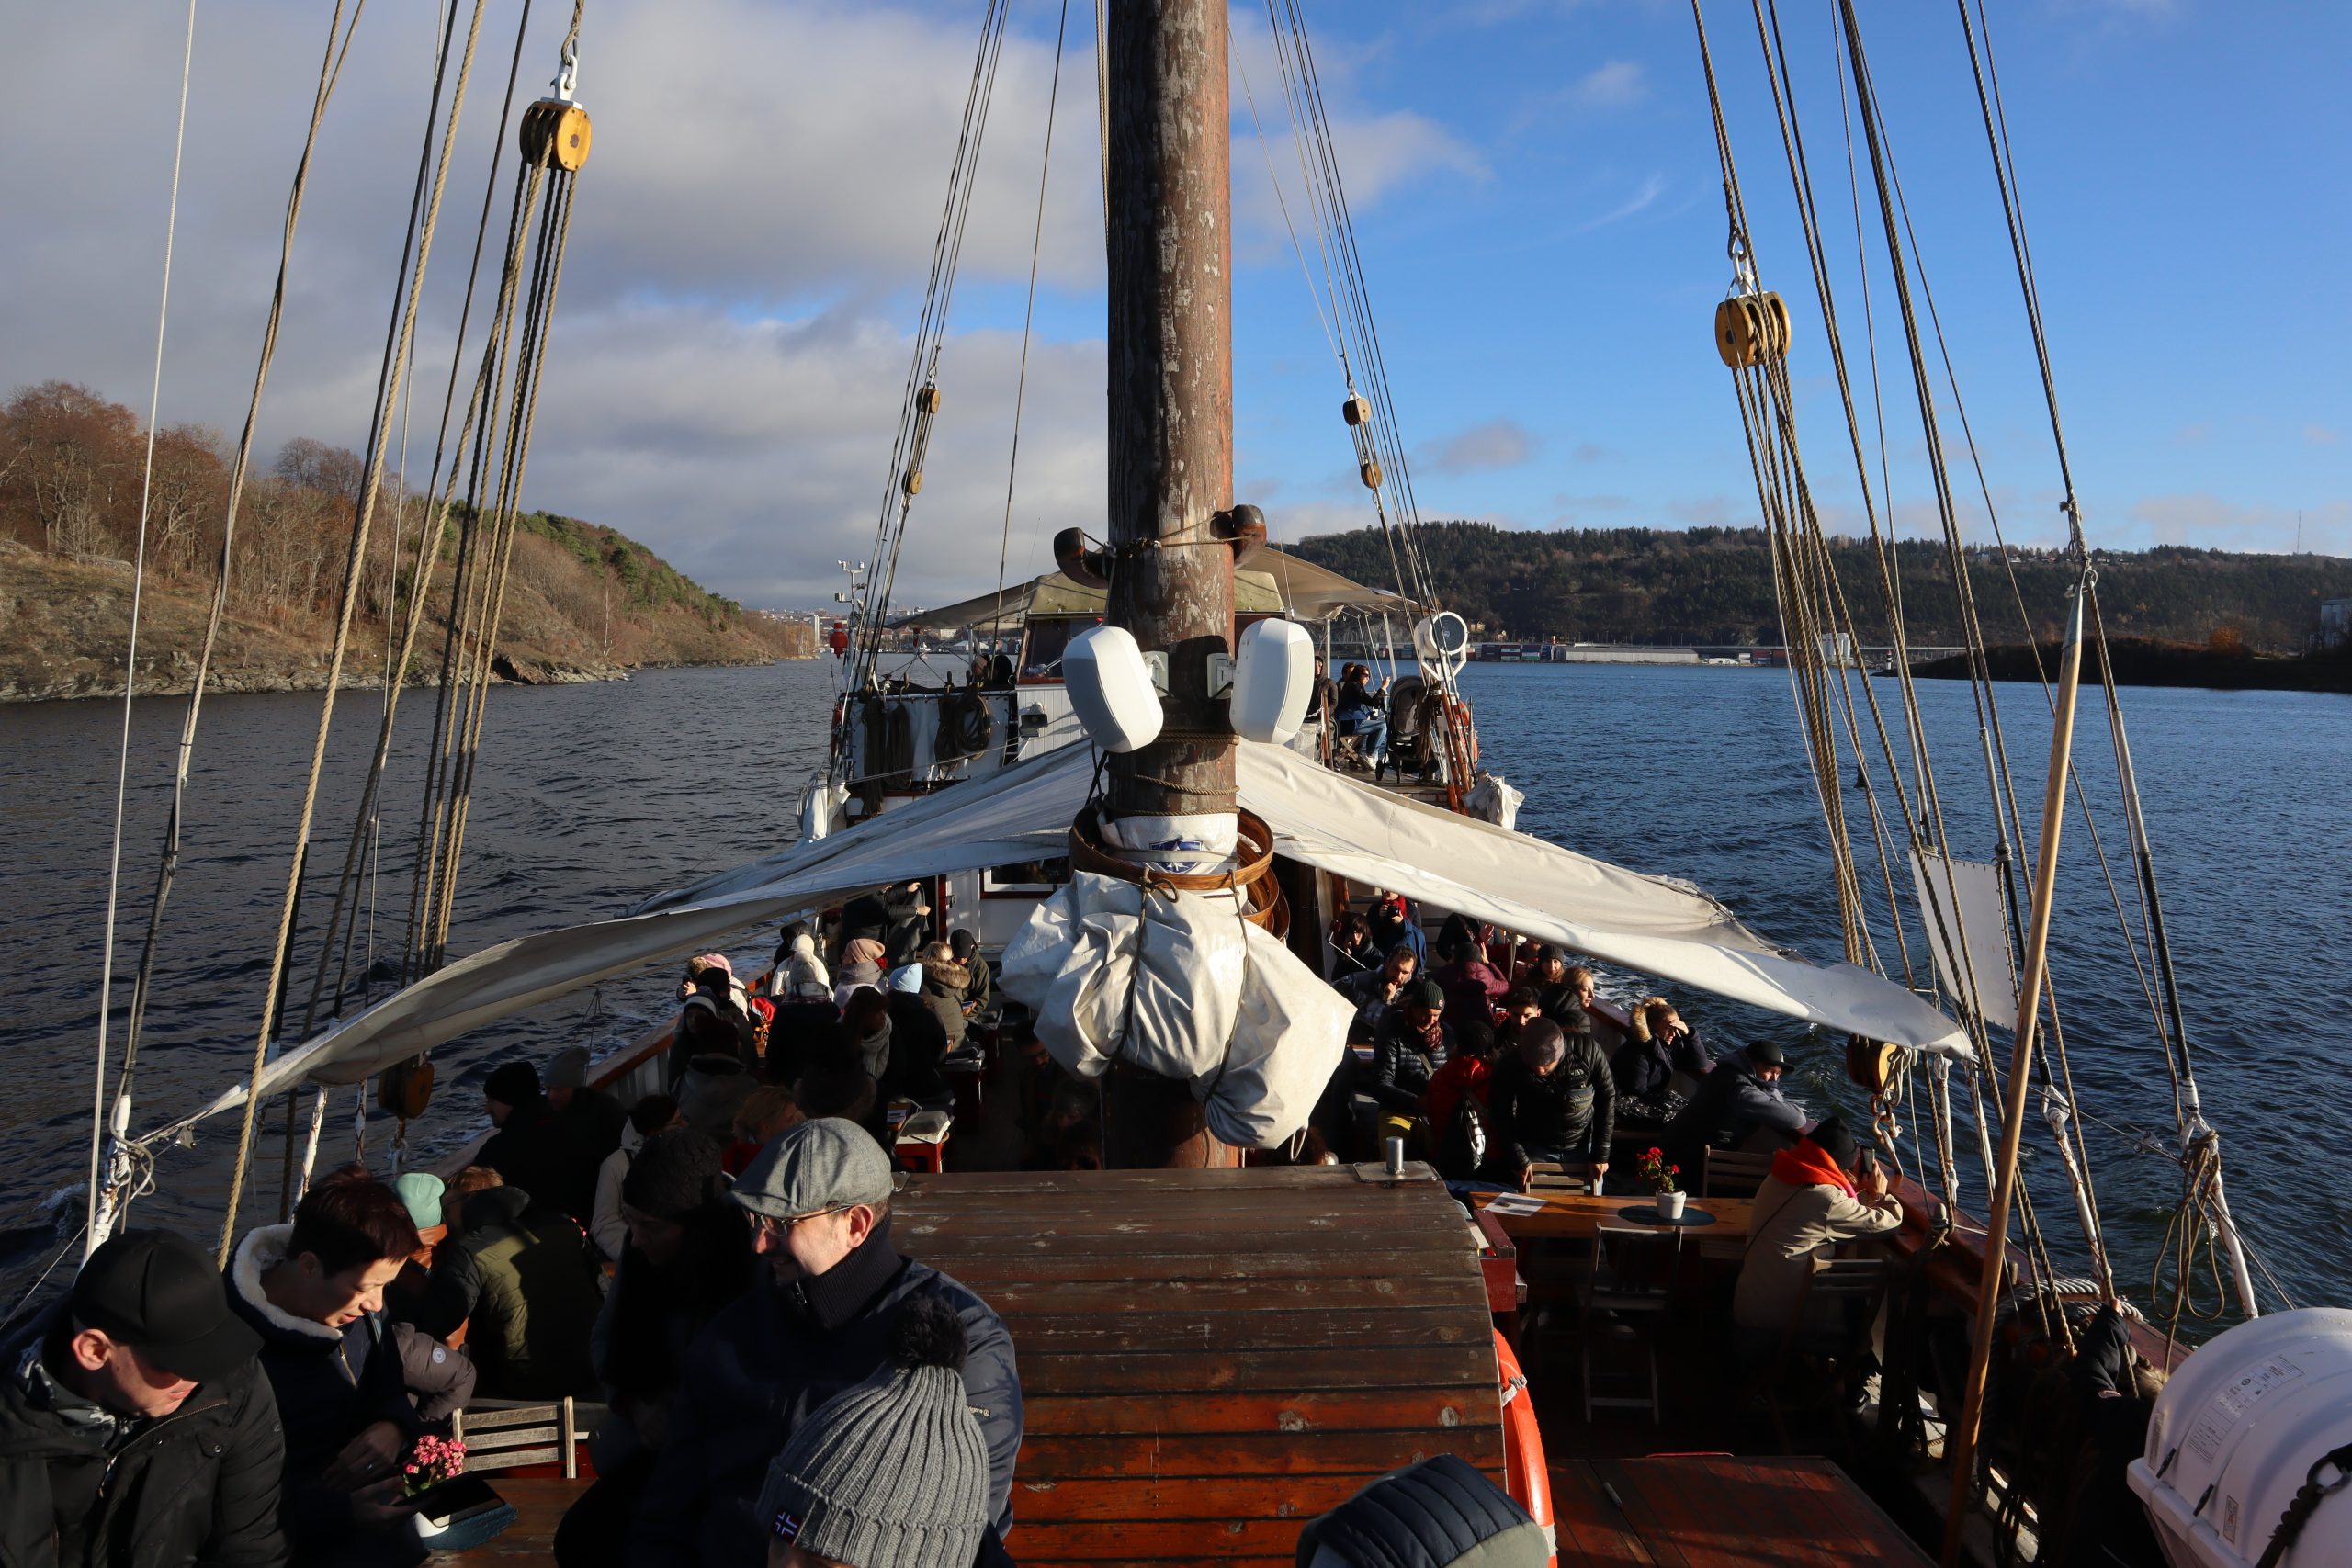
[916,384,944,414]
[1359,458,1383,491]
[1714,290,1792,368]
[1340,391,1373,427]
[1845,1035,1901,1093]
[520,99,593,173]
[901,467,924,497]
[377,1054,435,1120]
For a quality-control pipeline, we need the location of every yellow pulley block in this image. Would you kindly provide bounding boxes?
[1714,290,1792,368]
[1845,1035,1902,1094]
[520,99,594,173]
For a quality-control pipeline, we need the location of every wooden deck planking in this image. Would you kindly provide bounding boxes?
[896,1168,1503,1564]
[1565,1457,1932,1567]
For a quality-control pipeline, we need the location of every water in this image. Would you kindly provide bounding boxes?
[2,660,2345,1321]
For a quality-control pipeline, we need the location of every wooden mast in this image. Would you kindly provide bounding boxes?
[1939,579,2090,1568]
[1098,0,1242,1168]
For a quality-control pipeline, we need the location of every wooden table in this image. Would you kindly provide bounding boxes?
[427,1476,577,1562]
[1474,1190,1756,1244]
[1552,1455,1930,1565]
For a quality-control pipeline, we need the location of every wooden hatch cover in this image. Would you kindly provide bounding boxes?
[892,1165,1505,1566]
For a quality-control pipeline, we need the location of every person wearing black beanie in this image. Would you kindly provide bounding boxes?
[556,1129,751,1568]
[479,1061,562,1213]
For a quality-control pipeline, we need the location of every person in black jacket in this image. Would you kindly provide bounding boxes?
[226,1171,428,1566]
[628,1120,1023,1568]
[1488,1016,1617,1191]
[1665,1040,1805,1168]
[1366,980,1452,1114]
[545,1046,628,1225]
[0,1229,287,1568]
[479,1060,565,1210]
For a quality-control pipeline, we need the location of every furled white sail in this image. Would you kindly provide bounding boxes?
[149,739,1966,1136]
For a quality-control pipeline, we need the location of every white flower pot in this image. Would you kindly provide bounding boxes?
[1656,1190,1687,1221]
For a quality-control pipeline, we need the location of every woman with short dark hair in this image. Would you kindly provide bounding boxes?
[227,1168,428,1564]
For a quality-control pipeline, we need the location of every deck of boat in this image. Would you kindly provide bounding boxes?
[439,1167,1941,1565]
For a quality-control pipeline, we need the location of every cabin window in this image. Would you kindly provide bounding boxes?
[1020,618,1100,683]
[984,856,1071,895]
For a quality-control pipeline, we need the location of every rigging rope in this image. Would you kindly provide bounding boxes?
[990,0,1072,636]
[219,0,496,1259]
[90,0,369,1251]
[87,0,199,1255]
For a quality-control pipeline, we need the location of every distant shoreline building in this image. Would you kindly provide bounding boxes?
[2321,597,2351,651]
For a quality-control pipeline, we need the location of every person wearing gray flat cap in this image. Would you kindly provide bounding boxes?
[627,1120,1023,1568]
[755,1297,1017,1568]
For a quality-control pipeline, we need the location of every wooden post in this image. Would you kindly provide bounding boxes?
[1939,583,2088,1568]
[1099,0,1240,1169]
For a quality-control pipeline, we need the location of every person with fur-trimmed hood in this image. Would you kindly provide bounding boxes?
[226,1168,428,1565]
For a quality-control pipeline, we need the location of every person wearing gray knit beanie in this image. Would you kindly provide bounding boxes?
[756,1298,1012,1568]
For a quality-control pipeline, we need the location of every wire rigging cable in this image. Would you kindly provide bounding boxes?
[991,0,1074,634]
[87,0,200,1257]
[847,0,1016,702]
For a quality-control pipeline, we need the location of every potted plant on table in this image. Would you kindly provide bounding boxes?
[1638,1146,1685,1221]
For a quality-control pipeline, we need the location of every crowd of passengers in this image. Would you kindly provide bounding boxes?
[7,884,2137,1568]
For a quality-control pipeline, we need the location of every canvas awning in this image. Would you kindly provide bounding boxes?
[149,739,1965,1134]
[894,547,1409,629]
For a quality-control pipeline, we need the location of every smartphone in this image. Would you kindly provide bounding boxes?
[406,1473,503,1527]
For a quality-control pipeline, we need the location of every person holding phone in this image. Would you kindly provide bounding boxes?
[1732,1117,1904,1356]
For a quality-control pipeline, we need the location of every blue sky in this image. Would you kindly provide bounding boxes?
[4,0,2345,605]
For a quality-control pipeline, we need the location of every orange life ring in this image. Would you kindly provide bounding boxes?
[1495,1329,1555,1565]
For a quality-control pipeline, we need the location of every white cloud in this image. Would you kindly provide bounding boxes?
[1579,172,1666,230]
[1,0,1476,610]
[2303,423,2341,447]
[2123,494,2350,556]
[1418,417,1539,474]
[1566,60,1647,111]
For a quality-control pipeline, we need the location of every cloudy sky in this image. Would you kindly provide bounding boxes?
[4,0,2345,609]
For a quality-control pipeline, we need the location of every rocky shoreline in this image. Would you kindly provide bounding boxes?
[0,650,783,705]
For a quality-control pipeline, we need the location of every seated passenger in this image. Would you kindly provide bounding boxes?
[948,927,992,1014]
[831,936,887,1007]
[1367,980,1453,1114]
[1326,909,1376,981]
[1365,891,1430,969]
[439,1166,605,1401]
[593,1092,683,1264]
[1667,1040,1805,1164]
[768,924,831,1003]
[916,941,974,1052]
[1540,962,1599,1027]
[629,1120,1023,1567]
[1332,661,1389,767]
[1432,937,1509,1034]
[1336,945,1419,1041]
[547,1045,628,1226]
[1731,1118,1901,1352]
[1611,998,1712,1126]
[1489,1016,1617,1192]
[884,964,951,1103]
[1296,1453,1550,1568]
[1423,1018,1503,1185]
[1494,987,1544,1052]
[721,1085,805,1176]
[554,1131,752,1568]
[225,1170,425,1566]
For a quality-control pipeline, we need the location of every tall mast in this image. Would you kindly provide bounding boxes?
[1940,573,2090,1567]
[1096,1,1243,1168]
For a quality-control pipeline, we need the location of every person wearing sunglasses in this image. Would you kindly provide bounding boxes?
[626,1120,1023,1568]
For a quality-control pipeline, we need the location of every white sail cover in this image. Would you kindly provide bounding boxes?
[153,739,1966,1134]
[1908,849,2019,1034]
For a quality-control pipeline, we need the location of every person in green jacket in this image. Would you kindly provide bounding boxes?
[440,1167,604,1400]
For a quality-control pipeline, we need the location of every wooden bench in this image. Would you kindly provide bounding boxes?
[893,1166,1506,1566]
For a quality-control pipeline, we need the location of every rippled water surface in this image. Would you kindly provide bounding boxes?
[3,660,2345,1317]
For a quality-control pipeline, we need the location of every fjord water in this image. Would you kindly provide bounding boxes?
[2,660,2345,1315]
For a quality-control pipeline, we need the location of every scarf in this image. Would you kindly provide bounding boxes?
[841,937,887,969]
[786,1213,906,1332]
[1770,1137,1857,1199]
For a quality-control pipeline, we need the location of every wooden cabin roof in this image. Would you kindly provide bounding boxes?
[891,1165,1504,1566]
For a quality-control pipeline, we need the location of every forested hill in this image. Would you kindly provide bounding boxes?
[1285,522,2352,651]
[1,380,810,701]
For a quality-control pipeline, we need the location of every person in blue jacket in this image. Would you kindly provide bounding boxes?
[626,1120,1023,1568]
